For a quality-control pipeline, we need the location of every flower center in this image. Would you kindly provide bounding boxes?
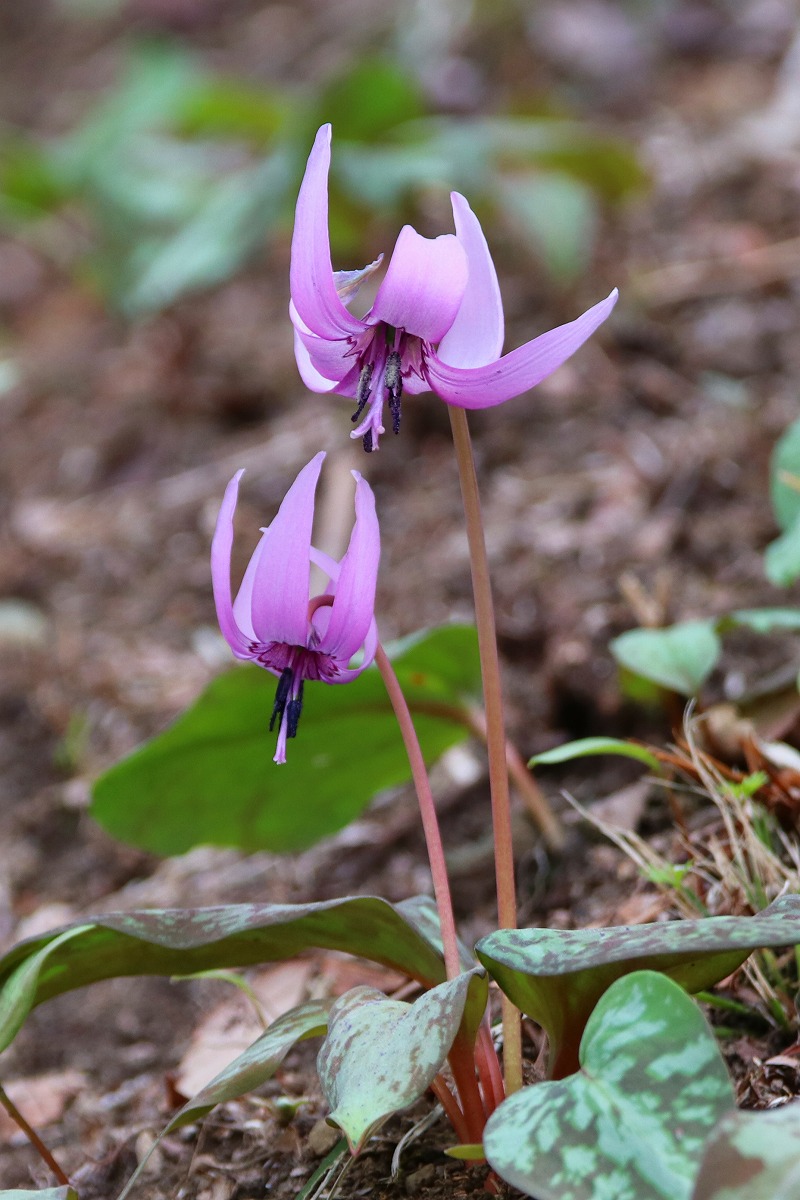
[348,325,426,452]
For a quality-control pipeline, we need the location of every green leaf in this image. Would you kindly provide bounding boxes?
[319,60,426,143]
[318,969,488,1152]
[770,417,800,532]
[475,894,800,1078]
[764,518,800,587]
[496,170,597,282]
[0,1191,79,1200]
[610,621,721,696]
[530,737,661,771]
[484,971,735,1200]
[177,80,290,146]
[727,607,800,633]
[692,1100,800,1199]
[117,1000,329,1200]
[0,896,450,1053]
[91,624,479,856]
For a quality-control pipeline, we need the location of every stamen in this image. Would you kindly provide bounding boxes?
[385,350,403,435]
[362,429,374,453]
[287,680,304,738]
[269,667,293,731]
[351,362,374,424]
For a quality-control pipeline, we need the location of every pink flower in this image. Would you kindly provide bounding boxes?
[211,452,380,763]
[291,124,618,451]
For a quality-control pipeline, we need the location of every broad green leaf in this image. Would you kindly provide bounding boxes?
[475,894,800,1077]
[177,80,290,146]
[692,1100,800,1199]
[117,1000,329,1200]
[91,624,479,856]
[0,1191,79,1199]
[0,927,89,1053]
[610,621,721,696]
[318,969,488,1152]
[319,60,426,143]
[726,607,800,633]
[530,737,660,771]
[764,518,800,587]
[496,171,597,283]
[484,971,735,1200]
[0,896,449,1054]
[770,417,800,532]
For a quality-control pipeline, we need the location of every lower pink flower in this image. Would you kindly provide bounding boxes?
[211,452,380,762]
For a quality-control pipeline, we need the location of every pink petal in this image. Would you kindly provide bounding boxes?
[211,469,252,658]
[290,125,365,341]
[327,617,379,682]
[250,452,325,646]
[292,327,341,393]
[317,471,380,662]
[370,226,468,343]
[436,193,504,368]
[425,288,618,408]
[293,320,357,385]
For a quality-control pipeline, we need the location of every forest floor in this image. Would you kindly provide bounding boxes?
[2,1,800,1196]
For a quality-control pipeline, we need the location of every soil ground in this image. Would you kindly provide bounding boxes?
[2,2,800,1196]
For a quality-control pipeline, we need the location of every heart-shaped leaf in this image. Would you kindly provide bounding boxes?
[484,971,735,1200]
[692,1099,800,1200]
[0,896,449,1054]
[476,894,800,1077]
[611,621,721,696]
[91,624,479,855]
[117,999,330,1200]
[318,969,488,1152]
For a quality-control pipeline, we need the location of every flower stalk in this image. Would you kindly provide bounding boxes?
[374,644,461,983]
[448,404,523,1096]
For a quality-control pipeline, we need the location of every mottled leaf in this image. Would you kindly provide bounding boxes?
[611,621,721,696]
[0,896,448,1053]
[91,624,479,855]
[476,894,800,1077]
[692,1099,800,1200]
[530,737,660,771]
[318,969,488,1152]
[484,971,735,1200]
[117,1000,329,1200]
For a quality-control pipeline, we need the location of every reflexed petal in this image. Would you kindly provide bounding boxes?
[290,125,365,341]
[370,227,468,343]
[232,532,265,639]
[426,288,618,408]
[318,472,380,662]
[211,469,251,657]
[327,616,379,682]
[293,327,341,393]
[250,452,325,645]
[294,320,357,385]
[436,193,504,368]
[334,255,383,303]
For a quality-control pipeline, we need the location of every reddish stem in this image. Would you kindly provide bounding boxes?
[375,644,461,981]
[448,405,523,1094]
[0,1083,71,1187]
[430,1075,470,1143]
[475,1021,505,1114]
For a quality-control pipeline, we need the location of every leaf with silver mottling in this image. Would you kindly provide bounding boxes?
[484,971,735,1200]
[319,969,488,1152]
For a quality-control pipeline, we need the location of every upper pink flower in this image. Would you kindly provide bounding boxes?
[211,452,380,763]
[290,124,618,451]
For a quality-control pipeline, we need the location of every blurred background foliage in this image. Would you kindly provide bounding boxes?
[0,1,645,317]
